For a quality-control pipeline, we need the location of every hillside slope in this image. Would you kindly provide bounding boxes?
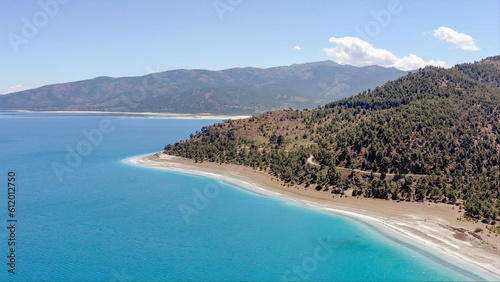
[0,62,406,114]
[164,56,500,220]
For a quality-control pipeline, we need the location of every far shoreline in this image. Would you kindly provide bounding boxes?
[2,110,252,120]
[127,152,500,280]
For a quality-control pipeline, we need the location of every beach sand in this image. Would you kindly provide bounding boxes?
[11,110,251,120]
[128,152,500,279]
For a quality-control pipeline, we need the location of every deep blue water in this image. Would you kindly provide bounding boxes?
[0,112,495,281]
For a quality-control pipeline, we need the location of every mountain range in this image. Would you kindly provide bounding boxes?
[0,61,407,114]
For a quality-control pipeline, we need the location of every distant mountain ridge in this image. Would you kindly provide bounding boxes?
[0,61,407,114]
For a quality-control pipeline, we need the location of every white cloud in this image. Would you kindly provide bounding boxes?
[433,27,480,51]
[2,84,31,94]
[323,37,448,71]
[293,45,303,51]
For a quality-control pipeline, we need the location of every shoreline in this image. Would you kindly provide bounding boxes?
[127,152,500,280]
[3,110,251,120]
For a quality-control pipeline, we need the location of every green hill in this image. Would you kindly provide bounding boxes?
[164,56,500,220]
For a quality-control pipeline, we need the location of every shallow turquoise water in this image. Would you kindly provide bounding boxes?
[0,112,495,281]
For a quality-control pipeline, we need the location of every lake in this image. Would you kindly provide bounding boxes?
[0,112,493,281]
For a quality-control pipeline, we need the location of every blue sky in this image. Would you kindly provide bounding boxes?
[1,0,498,94]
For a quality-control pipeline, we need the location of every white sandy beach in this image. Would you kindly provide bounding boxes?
[10,110,251,120]
[127,153,500,279]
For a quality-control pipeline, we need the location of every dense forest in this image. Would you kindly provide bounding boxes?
[164,56,500,221]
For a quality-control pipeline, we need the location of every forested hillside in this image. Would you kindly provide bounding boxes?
[164,56,500,220]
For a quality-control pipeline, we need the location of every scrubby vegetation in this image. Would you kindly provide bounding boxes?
[164,56,500,221]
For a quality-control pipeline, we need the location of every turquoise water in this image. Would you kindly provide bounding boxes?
[0,112,495,281]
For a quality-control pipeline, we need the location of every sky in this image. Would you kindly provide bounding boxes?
[1,0,498,94]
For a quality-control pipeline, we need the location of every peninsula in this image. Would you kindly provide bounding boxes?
[132,56,500,277]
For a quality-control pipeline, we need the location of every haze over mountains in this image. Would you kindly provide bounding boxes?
[0,61,407,114]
